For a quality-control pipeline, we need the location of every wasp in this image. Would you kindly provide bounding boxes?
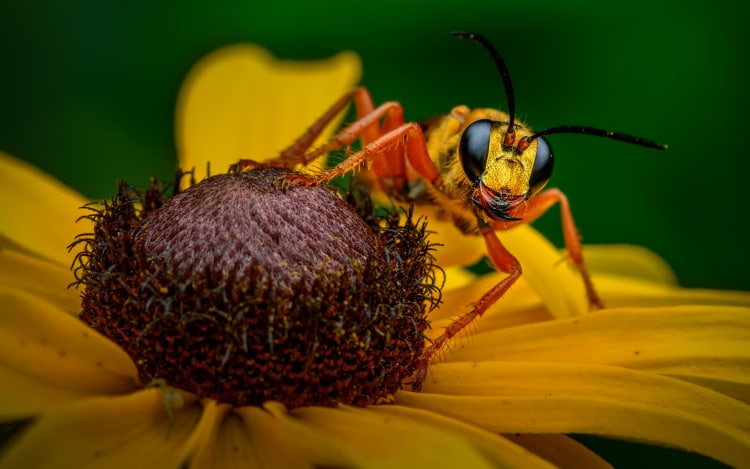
[236,31,667,390]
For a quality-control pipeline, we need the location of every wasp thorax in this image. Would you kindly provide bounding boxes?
[76,167,438,408]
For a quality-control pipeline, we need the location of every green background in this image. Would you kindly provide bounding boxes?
[2,1,748,293]
[0,1,746,466]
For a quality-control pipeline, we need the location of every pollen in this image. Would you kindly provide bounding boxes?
[74,167,439,408]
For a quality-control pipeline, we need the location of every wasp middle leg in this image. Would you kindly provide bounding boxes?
[411,223,522,391]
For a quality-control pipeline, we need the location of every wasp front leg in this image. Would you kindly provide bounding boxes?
[412,223,522,391]
[492,188,603,310]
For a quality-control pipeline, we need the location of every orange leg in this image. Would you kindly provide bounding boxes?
[283,120,440,187]
[491,188,603,310]
[411,225,522,391]
[233,86,409,185]
[277,86,380,164]
[232,87,374,170]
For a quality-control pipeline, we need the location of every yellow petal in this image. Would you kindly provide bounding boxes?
[0,287,138,419]
[501,225,589,318]
[420,361,750,430]
[447,306,750,401]
[191,404,299,469]
[176,44,361,181]
[0,365,106,422]
[284,403,554,468]
[399,361,750,468]
[0,152,90,267]
[0,249,80,315]
[422,210,487,268]
[187,403,239,469]
[244,402,361,468]
[194,401,357,469]
[429,272,549,334]
[593,274,750,309]
[0,389,209,469]
[441,266,478,292]
[371,405,566,468]
[583,244,678,285]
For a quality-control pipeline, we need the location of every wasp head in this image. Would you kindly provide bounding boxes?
[458,118,554,221]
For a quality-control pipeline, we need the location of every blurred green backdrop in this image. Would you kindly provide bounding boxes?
[2,1,749,293]
[1,0,747,466]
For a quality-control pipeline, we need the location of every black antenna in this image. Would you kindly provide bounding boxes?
[523,125,668,151]
[452,31,668,153]
[451,31,518,146]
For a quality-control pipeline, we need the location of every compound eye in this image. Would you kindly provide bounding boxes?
[529,136,554,195]
[459,119,493,183]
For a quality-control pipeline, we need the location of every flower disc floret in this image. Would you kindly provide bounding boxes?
[75,167,439,408]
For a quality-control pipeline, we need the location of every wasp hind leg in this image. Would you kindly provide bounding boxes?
[232,86,396,174]
[283,121,438,190]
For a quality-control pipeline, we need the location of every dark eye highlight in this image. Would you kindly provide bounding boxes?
[528,136,554,195]
[458,119,493,183]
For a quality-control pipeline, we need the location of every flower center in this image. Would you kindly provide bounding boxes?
[75,167,439,408]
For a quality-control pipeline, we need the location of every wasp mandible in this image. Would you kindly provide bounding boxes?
[237,31,667,390]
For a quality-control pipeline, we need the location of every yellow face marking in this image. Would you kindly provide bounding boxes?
[481,122,538,197]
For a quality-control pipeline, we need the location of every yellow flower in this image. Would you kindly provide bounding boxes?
[2,43,750,468]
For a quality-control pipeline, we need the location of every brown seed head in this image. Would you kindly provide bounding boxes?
[74,167,439,408]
